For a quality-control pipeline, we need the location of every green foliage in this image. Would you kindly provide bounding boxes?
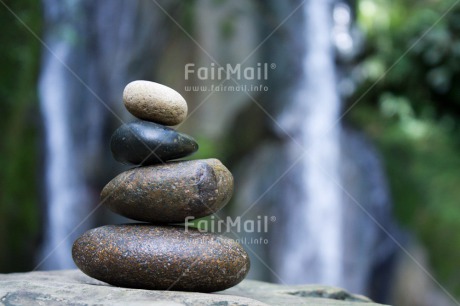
[178,0,197,33]
[349,102,460,295]
[0,1,42,272]
[355,0,460,123]
[350,0,460,296]
[185,135,221,161]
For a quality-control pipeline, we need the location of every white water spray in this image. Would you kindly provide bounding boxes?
[279,0,343,287]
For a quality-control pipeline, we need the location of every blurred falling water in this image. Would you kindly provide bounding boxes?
[279,0,343,286]
[38,0,93,269]
[37,0,171,269]
[233,0,397,299]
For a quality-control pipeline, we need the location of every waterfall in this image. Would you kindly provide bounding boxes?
[300,0,343,285]
[37,0,171,269]
[232,0,397,298]
[278,0,343,286]
[38,0,92,269]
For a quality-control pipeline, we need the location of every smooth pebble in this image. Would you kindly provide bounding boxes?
[123,80,187,126]
[110,120,198,165]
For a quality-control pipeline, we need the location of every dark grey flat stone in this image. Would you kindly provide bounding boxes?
[110,120,198,165]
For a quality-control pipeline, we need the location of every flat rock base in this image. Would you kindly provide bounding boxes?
[0,270,390,306]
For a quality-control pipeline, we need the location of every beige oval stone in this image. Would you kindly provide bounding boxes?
[101,158,233,223]
[123,80,187,126]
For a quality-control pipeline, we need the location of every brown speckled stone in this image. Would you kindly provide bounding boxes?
[101,159,233,223]
[72,224,250,292]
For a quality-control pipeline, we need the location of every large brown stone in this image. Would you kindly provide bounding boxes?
[72,224,250,292]
[101,159,233,223]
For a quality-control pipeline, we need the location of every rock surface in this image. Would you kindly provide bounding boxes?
[110,120,198,165]
[123,80,188,126]
[0,270,390,305]
[72,224,249,292]
[101,159,233,223]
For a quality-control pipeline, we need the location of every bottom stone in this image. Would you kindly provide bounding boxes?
[72,224,250,292]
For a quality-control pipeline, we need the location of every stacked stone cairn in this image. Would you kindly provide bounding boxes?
[72,80,250,292]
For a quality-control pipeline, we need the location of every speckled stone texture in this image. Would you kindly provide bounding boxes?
[110,120,198,165]
[72,224,250,292]
[101,158,233,223]
[123,80,187,126]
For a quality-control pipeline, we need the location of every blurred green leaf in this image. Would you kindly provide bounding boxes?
[349,0,460,296]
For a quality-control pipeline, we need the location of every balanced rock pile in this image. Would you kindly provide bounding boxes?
[72,81,250,292]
